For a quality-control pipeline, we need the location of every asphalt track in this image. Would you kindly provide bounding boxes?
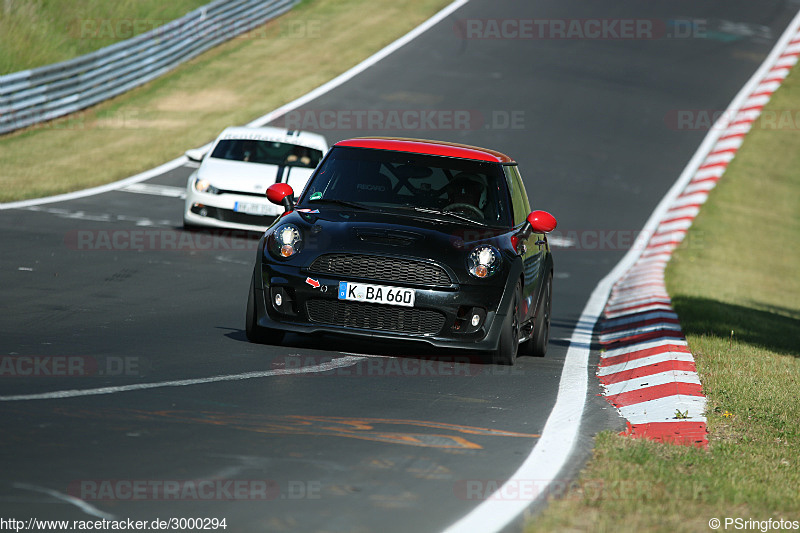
[1,1,798,531]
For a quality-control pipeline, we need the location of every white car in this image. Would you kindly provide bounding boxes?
[183,126,328,231]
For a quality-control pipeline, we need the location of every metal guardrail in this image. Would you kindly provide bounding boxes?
[0,0,299,135]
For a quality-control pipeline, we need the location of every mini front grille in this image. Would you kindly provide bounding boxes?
[308,254,452,287]
[306,299,445,335]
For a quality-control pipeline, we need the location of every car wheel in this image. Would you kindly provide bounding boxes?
[528,271,552,358]
[246,274,285,345]
[491,280,522,365]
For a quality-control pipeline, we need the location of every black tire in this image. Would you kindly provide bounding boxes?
[528,271,552,357]
[245,275,285,345]
[490,280,522,365]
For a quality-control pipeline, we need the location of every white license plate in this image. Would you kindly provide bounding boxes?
[233,201,273,215]
[338,282,415,307]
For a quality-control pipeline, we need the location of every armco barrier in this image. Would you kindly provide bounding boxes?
[0,0,299,135]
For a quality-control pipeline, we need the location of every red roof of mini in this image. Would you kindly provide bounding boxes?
[334,137,515,163]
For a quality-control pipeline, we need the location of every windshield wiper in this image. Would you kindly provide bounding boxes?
[305,198,372,211]
[394,206,488,226]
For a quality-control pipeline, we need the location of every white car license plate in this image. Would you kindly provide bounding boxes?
[233,201,273,215]
[338,282,415,307]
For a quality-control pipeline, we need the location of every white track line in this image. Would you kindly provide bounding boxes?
[121,183,186,198]
[445,8,800,532]
[0,158,188,211]
[0,356,364,402]
[13,483,116,520]
[595,9,800,437]
[4,2,799,531]
[619,395,707,424]
[0,0,470,212]
[598,352,697,376]
[244,0,471,128]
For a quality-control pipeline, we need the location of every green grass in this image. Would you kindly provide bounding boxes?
[528,67,800,532]
[0,0,210,74]
[0,0,450,202]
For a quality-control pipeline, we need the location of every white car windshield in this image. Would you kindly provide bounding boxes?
[210,139,323,168]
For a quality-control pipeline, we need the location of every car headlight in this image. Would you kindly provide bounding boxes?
[467,245,501,278]
[269,224,303,258]
[194,178,220,194]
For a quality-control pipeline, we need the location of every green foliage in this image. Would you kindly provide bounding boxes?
[0,0,211,74]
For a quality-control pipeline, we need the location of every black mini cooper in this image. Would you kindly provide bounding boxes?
[245,137,556,364]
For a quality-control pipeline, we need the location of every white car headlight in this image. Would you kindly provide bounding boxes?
[467,245,501,278]
[269,224,303,258]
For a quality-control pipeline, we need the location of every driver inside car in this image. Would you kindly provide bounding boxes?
[444,172,487,219]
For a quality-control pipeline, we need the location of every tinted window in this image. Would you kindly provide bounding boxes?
[210,139,322,168]
[504,165,531,226]
[301,146,513,227]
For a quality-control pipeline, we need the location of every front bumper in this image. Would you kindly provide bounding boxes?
[252,259,517,352]
[184,188,281,232]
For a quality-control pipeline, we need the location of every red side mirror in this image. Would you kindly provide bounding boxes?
[266,183,295,212]
[527,210,557,233]
[267,183,294,204]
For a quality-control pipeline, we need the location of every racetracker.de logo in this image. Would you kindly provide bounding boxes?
[453,478,658,501]
[272,355,516,377]
[273,109,524,131]
[67,480,282,501]
[64,229,259,251]
[454,18,706,40]
[665,109,800,131]
[0,356,144,378]
[68,17,320,41]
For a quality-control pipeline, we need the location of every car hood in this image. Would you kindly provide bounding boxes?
[197,158,313,194]
[278,207,516,276]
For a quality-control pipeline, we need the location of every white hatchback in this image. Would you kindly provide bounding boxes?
[183,126,328,231]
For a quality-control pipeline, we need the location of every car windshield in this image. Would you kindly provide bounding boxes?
[210,139,323,168]
[299,146,513,227]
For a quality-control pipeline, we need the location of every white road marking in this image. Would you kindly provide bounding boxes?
[22,206,176,227]
[13,483,115,520]
[618,395,707,424]
[598,323,683,343]
[214,255,251,265]
[244,0,471,129]
[121,183,186,199]
[444,8,800,531]
[598,352,697,376]
[547,235,576,249]
[602,338,688,359]
[2,0,797,530]
[0,158,189,210]
[601,370,702,397]
[0,356,364,402]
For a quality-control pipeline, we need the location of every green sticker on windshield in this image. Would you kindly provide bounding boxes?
[310,192,323,201]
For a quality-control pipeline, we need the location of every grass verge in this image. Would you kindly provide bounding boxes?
[527,68,800,530]
[0,0,450,202]
[0,0,209,74]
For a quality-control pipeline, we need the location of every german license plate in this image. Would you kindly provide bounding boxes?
[338,282,415,307]
[233,201,273,215]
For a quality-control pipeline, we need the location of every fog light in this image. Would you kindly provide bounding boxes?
[471,314,481,327]
[199,207,208,217]
[275,293,283,307]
